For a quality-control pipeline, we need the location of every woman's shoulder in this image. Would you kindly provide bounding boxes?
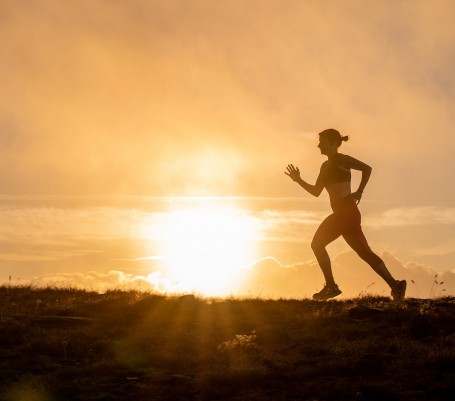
[335,153,352,171]
[336,152,349,160]
[337,153,354,164]
[320,160,329,170]
[337,154,370,171]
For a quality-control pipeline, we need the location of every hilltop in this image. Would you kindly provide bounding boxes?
[0,286,454,401]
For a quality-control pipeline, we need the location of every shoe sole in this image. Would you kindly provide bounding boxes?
[313,289,342,301]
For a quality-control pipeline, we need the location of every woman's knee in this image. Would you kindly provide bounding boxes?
[311,238,325,255]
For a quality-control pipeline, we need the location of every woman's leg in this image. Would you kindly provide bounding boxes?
[340,204,406,300]
[339,203,397,288]
[343,231,396,288]
[311,214,343,287]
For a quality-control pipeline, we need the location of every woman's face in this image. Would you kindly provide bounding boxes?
[318,137,334,155]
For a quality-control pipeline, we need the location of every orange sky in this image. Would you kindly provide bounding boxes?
[1,196,454,297]
[1,0,455,202]
[1,1,455,296]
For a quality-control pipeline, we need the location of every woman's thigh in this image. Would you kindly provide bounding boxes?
[312,213,343,248]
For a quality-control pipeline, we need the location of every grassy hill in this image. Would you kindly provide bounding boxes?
[0,286,454,401]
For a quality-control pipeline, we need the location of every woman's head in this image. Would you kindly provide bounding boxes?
[318,129,349,147]
[318,129,349,155]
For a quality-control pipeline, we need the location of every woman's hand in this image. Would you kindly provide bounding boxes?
[350,190,363,204]
[285,164,301,182]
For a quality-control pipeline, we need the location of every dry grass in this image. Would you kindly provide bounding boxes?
[0,286,454,401]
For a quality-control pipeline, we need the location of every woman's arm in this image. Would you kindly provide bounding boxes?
[343,155,372,203]
[285,164,325,197]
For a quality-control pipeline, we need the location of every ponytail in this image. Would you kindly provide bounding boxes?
[319,129,349,146]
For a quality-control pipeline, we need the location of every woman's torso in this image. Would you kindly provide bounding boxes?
[322,153,353,211]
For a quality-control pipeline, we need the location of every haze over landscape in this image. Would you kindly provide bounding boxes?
[1,0,455,298]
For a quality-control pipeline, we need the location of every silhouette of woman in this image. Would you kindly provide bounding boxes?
[285,129,406,301]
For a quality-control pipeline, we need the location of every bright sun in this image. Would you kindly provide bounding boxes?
[158,204,259,296]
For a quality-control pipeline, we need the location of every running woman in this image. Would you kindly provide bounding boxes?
[285,128,406,301]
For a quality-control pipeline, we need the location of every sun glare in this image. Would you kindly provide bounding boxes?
[157,204,259,296]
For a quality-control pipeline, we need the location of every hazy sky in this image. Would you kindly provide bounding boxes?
[2,1,455,296]
[1,0,455,202]
[2,196,454,298]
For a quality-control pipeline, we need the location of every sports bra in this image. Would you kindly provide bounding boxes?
[324,155,351,186]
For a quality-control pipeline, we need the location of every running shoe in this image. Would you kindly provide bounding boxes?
[391,280,407,301]
[313,284,342,301]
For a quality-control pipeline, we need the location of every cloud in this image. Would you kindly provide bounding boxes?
[0,253,57,262]
[7,250,452,299]
[116,255,169,262]
[0,204,158,244]
[365,206,455,228]
[241,251,455,299]
[0,249,101,262]
[21,270,174,294]
[410,237,455,257]
[247,256,306,271]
